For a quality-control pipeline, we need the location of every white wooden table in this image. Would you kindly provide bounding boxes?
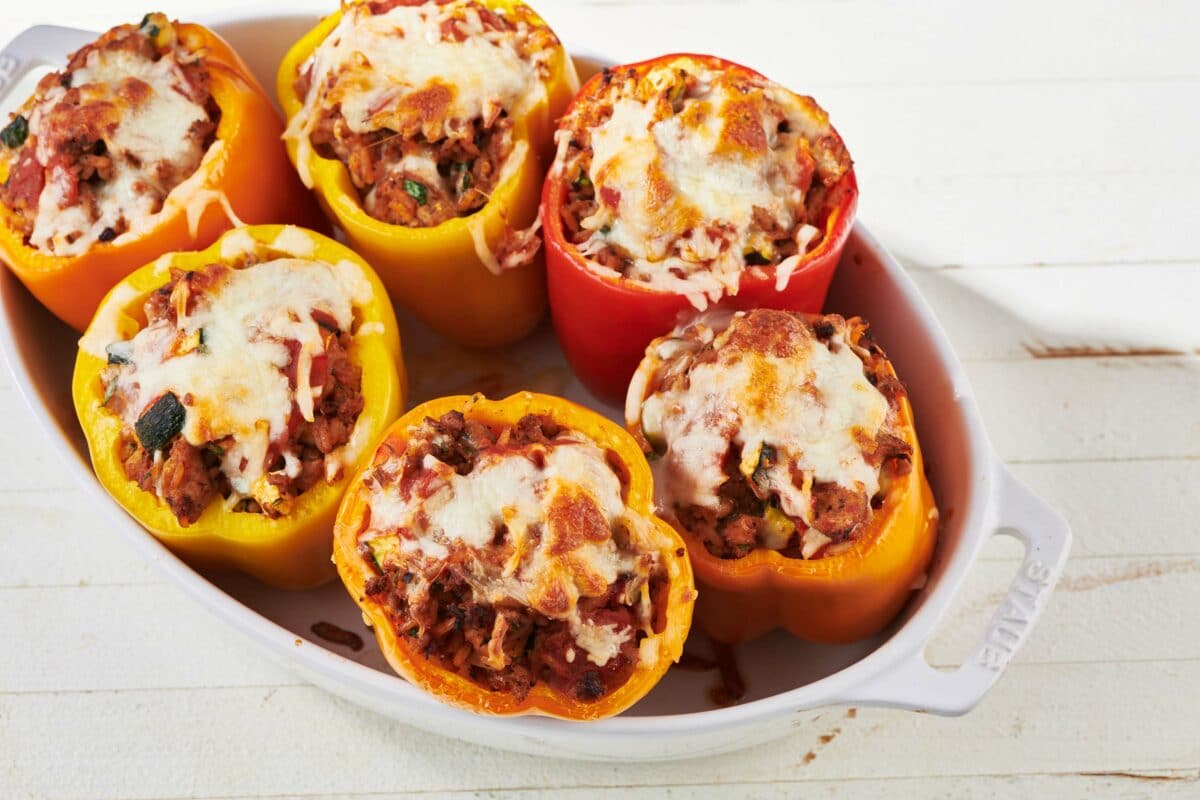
[2,1,1197,797]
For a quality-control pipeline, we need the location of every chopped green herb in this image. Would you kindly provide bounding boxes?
[197,327,209,354]
[0,115,28,149]
[101,379,118,407]
[571,169,591,191]
[751,443,777,491]
[458,165,472,194]
[105,341,132,365]
[599,224,612,235]
[403,178,427,206]
[206,442,225,458]
[139,14,160,38]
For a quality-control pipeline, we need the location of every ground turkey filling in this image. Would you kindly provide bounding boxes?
[100,262,364,525]
[634,310,912,560]
[360,412,669,703]
[0,14,219,253]
[555,59,853,306]
[294,0,557,231]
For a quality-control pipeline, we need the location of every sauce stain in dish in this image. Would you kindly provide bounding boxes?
[708,641,746,707]
[310,621,365,651]
[676,640,747,706]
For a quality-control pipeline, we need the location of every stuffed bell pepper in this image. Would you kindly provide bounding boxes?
[0,13,323,331]
[626,310,937,644]
[278,0,579,347]
[72,225,405,588]
[543,54,859,401]
[334,392,695,718]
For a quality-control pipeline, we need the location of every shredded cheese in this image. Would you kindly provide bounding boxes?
[567,57,847,308]
[287,0,551,189]
[364,434,659,667]
[106,257,370,501]
[642,312,889,536]
[26,40,214,255]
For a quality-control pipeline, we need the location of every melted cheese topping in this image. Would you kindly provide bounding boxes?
[26,40,212,255]
[287,0,552,188]
[640,312,889,534]
[364,435,657,667]
[566,58,843,309]
[107,257,370,502]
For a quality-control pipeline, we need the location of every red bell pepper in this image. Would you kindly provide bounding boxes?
[541,53,858,402]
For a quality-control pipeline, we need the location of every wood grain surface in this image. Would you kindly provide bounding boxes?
[1,1,1196,797]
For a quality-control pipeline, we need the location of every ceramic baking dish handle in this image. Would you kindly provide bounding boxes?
[0,26,94,107]
[833,466,1072,715]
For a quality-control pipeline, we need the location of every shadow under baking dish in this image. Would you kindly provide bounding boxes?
[0,8,1029,761]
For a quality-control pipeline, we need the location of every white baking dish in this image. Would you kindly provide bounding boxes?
[0,16,1070,762]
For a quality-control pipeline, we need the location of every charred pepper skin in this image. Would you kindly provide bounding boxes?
[0,21,326,332]
[276,1,580,348]
[541,53,859,403]
[72,225,405,589]
[333,392,696,719]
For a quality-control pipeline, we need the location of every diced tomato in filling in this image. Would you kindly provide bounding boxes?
[2,151,45,215]
[366,0,435,14]
[362,412,662,703]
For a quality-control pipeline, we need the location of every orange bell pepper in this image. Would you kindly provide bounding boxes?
[0,16,324,332]
[334,392,695,718]
[627,315,937,645]
[72,225,405,589]
[276,0,579,348]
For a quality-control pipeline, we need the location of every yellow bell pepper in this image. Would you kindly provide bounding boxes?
[276,0,579,348]
[72,225,406,588]
[0,16,326,332]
